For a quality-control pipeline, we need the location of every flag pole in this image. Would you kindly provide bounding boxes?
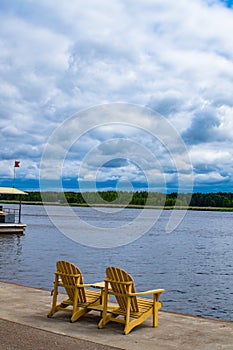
[12,165,16,188]
[12,161,20,188]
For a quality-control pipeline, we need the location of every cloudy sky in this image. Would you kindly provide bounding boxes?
[1,0,233,193]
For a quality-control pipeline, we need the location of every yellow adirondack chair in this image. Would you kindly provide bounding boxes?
[47,260,102,322]
[98,266,165,334]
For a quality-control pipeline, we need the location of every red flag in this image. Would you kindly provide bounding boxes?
[14,161,20,167]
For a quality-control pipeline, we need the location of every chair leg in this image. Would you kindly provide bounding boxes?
[47,276,59,317]
[153,304,159,327]
[153,297,161,327]
[124,318,142,335]
[98,316,107,328]
[98,281,109,329]
[124,305,131,333]
[98,313,118,328]
[98,307,111,328]
[71,308,87,322]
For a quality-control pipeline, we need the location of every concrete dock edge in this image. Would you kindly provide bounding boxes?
[0,281,233,350]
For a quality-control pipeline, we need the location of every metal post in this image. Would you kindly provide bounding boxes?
[18,195,22,223]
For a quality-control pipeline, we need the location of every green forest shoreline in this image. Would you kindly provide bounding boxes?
[1,191,233,211]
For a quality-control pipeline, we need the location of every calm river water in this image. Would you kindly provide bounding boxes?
[0,204,233,321]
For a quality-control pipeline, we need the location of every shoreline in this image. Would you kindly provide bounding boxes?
[1,200,233,211]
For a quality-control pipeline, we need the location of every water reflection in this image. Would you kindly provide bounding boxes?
[0,234,24,281]
[0,234,23,258]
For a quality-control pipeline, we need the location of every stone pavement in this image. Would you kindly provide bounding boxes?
[0,281,233,350]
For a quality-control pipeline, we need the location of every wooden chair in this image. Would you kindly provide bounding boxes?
[98,266,165,334]
[47,260,102,322]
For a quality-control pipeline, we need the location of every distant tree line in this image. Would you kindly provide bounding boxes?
[2,191,233,208]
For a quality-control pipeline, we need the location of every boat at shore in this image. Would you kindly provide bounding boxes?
[0,187,27,234]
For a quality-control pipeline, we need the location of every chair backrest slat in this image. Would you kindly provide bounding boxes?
[106,266,139,313]
[56,260,86,303]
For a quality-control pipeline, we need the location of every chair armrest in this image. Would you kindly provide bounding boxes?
[129,289,165,297]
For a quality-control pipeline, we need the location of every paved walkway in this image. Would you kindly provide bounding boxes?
[0,319,120,350]
[0,281,233,350]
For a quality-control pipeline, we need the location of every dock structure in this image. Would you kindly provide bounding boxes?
[0,187,27,234]
[0,281,233,349]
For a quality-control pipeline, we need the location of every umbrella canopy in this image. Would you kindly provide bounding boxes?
[0,187,27,195]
